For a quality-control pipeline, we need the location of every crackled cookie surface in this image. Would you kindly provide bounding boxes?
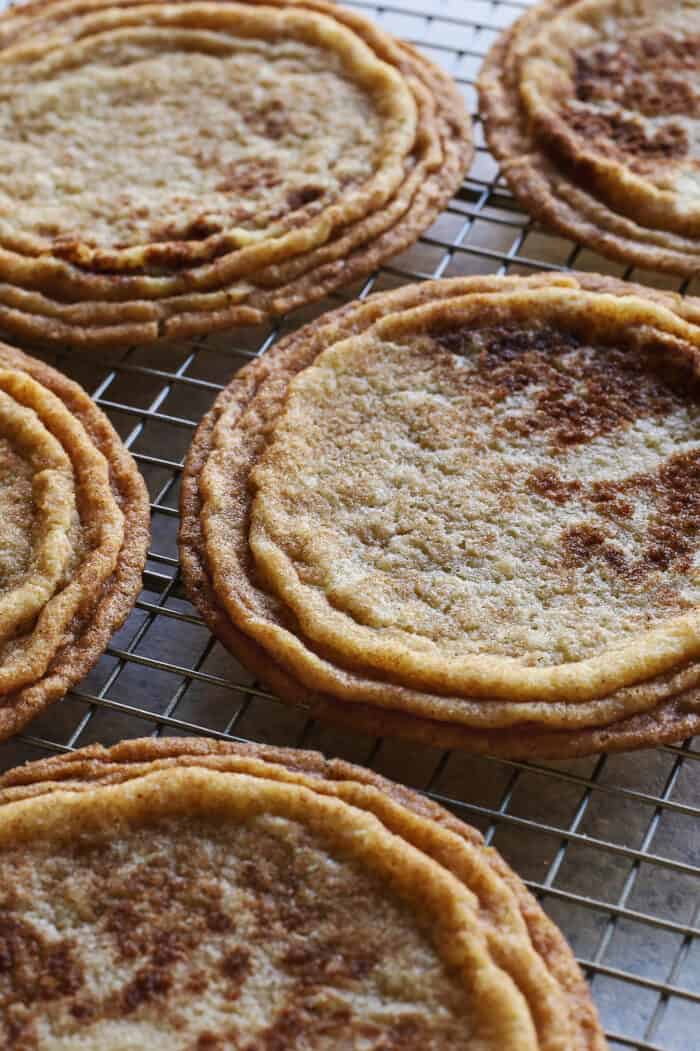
[479,0,700,273]
[0,738,607,1049]
[0,343,148,740]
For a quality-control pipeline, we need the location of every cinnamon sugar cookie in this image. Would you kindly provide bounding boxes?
[0,0,470,346]
[180,273,700,757]
[0,737,606,1049]
[479,0,700,274]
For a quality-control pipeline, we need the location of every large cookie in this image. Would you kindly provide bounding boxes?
[479,0,700,274]
[0,737,606,1049]
[0,0,470,347]
[180,273,700,757]
[0,341,149,739]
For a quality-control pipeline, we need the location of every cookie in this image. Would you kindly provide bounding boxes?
[479,0,700,274]
[0,341,149,739]
[180,273,700,757]
[0,0,471,346]
[0,737,606,1049]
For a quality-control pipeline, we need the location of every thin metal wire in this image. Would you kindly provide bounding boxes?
[0,1,697,1048]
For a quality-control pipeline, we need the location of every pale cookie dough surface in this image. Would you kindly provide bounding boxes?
[250,291,700,692]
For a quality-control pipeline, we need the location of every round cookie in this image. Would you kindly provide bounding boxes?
[0,737,606,1050]
[180,273,700,757]
[479,0,700,274]
[0,341,149,739]
[0,0,471,346]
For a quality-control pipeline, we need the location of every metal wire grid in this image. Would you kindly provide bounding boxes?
[0,0,697,1047]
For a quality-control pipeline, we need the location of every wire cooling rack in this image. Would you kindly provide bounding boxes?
[0,1,698,1047]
